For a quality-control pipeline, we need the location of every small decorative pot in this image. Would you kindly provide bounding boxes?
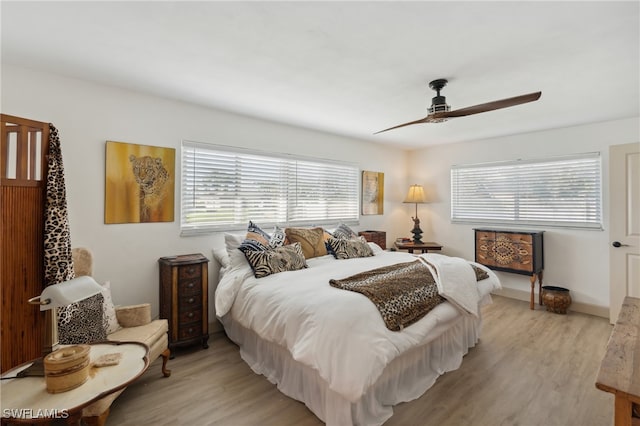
[44,344,91,393]
[541,286,572,314]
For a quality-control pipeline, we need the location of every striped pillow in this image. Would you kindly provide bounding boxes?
[327,237,374,260]
[244,243,308,278]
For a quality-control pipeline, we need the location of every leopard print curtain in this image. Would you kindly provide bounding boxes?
[44,124,75,287]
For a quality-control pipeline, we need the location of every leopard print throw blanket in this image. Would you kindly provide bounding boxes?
[329,260,488,331]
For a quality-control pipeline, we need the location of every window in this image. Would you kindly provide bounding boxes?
[451,152,602,229]
[181,141,360,235]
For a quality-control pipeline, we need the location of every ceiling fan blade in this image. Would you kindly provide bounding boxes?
[441,92,541,118]
[374,117,430,134]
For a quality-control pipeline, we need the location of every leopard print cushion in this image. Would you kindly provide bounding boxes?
[57,293,107,344]
[327,237,374,259]
[244,243,308,278]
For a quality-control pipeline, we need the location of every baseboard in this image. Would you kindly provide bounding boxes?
[492,287,609,319]
[209,320,224,334]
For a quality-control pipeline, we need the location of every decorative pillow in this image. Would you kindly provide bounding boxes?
[327,237,375,260]
[243,243,308,278]
[285,227,327,259]
[332,223,358,240]
[57,293,107,344]
[239,221,286,254]
[101,281,121,334]
[270,226,286,248]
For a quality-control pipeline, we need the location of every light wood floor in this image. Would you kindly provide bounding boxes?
[106,296,614,426]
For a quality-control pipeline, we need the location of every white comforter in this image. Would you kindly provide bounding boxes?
[216,246,501,402]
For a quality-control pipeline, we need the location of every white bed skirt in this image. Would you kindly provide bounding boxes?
[221,309,483,426]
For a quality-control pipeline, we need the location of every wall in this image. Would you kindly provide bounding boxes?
[1,65,409,324]
[407,117,639,315]
[3,65,637,322]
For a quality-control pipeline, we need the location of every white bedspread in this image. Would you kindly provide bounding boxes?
[216,247,501,403]
[420,253,481,317]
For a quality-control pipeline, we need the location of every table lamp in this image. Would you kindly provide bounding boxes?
[18,276,103,377]
[403,184,427,243]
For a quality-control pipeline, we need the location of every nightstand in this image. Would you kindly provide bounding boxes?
[394,241,443,253]
[159,254,210,351]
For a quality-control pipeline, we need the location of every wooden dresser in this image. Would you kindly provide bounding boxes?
[474,228,544,309]
[358,230,386,249]
[159,253,210,351]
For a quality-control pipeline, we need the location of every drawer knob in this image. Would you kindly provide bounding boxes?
[188,312,194,318]
[187,282,194,288]
[187,267,195,274]
[188,297,195,303]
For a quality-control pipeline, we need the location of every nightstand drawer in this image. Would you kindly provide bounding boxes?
[178,278,201,296]
[178,323,202,340]
[178,309,202,324]
[179,265,201,280]
[179,294,200,310]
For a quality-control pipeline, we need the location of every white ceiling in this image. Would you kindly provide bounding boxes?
[2,1,639,149]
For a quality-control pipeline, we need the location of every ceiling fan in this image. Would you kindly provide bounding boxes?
[375,79,541,134]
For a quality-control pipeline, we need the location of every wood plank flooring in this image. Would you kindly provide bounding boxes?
[106,296,614,426]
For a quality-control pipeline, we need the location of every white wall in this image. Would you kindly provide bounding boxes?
[3,64,637,320]
[1,65,409,322]
[407,117,640,312]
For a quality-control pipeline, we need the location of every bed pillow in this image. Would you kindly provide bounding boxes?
[224,233,249,270]
[332,223,358,240]
[244,242,308,278]
[285,227,328,259]
[327,237,374,260]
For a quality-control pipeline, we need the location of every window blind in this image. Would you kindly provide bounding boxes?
[181,141,359,235]
[451,152,602,229]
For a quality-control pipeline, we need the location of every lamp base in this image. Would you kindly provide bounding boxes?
[411,217,424,244]
[16,357,45,377]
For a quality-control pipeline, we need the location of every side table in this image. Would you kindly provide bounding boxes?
[394,241,443,254]
[0,341,149,425]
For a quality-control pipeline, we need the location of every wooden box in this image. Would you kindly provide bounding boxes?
[358,230,386,250]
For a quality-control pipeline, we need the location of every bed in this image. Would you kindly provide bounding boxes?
[214,232,501,426]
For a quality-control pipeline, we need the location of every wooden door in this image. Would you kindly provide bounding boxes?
[1,114,49,372]
[609,142,640,324]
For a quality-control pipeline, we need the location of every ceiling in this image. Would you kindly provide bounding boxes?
[2,1,639,149]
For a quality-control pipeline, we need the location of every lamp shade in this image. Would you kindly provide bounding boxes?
[31,276,102,311]
[403,184,427,204]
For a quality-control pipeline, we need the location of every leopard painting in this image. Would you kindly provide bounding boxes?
[129,154,170,222]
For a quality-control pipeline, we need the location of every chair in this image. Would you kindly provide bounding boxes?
[71,248,171,425]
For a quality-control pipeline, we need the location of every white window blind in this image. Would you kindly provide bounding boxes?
[181,141,359,235]
[451,152,602,229]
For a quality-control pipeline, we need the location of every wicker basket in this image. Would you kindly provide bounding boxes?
[44,345,91,393]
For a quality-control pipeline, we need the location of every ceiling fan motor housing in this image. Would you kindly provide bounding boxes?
[429,95,450,114]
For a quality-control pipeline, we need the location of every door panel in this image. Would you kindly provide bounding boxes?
[609,142,640,323]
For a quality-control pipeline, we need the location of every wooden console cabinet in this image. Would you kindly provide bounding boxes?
[474,228,544,310]
[159,254,209,351]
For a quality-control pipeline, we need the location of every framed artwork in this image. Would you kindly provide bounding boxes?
[361,171,384,215]
[105,141,175,224]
